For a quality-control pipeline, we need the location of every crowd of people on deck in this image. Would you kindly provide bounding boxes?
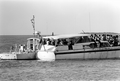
[39,34,120,50]
[89,34,120,47]
[41,34,119,46]
[41,38,73,46]
[10,44,27,53]
[39,38,74,50]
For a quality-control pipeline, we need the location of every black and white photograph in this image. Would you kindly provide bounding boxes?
[0,0,120,81]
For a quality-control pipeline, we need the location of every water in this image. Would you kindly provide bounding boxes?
[0,35,120,81]
[0,35,33,53]
[0,60,120,81]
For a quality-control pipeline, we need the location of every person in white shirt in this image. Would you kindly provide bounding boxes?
[19,44,24,53]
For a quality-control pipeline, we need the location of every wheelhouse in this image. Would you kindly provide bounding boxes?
[27,38,40,51]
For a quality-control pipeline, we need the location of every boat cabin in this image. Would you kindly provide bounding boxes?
[27,38,40,51]
[43,34,92,50]
[43,33,115,51]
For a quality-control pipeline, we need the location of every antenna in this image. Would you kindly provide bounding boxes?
[89,12,91,32]
[52,32,54,36]
[82,30,85,34]
[31,15,35,37]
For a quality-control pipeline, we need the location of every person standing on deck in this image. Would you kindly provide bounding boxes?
[10,45,14,53]
[19,44,24,53]
[35,31,43,49]
[113,35,119,46]
[68,40,74,50]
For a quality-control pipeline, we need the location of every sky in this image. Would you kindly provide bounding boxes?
[0,0,120,35]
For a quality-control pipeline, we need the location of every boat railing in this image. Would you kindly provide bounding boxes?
[55,41,120,52]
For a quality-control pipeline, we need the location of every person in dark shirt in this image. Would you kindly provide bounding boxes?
[113,35,119,46]
[68,40,74,50]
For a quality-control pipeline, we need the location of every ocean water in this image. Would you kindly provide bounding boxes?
[0,35,33,53]
[0,59,120,81]
[0,35,120,81]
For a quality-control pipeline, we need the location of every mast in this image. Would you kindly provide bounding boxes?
[31,15,35,37]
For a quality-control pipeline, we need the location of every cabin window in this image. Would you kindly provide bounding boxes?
[76,37,84,43]
[83,36,91,42]
[34,39,36,44]
[30,44,33,50]
[30,39,33,44]
[76,36,91,43]
[89,42,110,48]
[37,40,39,44]
[102,42,110,47]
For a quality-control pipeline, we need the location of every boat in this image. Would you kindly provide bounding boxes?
[0,37,40,60]
[1,32,119,60]
[36,33,120,61]
[0,15,41,60]
[1,15,120,60]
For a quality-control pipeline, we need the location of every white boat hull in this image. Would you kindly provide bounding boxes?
[37,51,55,61]
[36,45,56,61]
[55,47,120,60]
[0,52,36,60]
[0,53,17,60]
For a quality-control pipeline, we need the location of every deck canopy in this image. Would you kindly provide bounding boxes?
[43,34,90,40]
[27,37,40,41]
